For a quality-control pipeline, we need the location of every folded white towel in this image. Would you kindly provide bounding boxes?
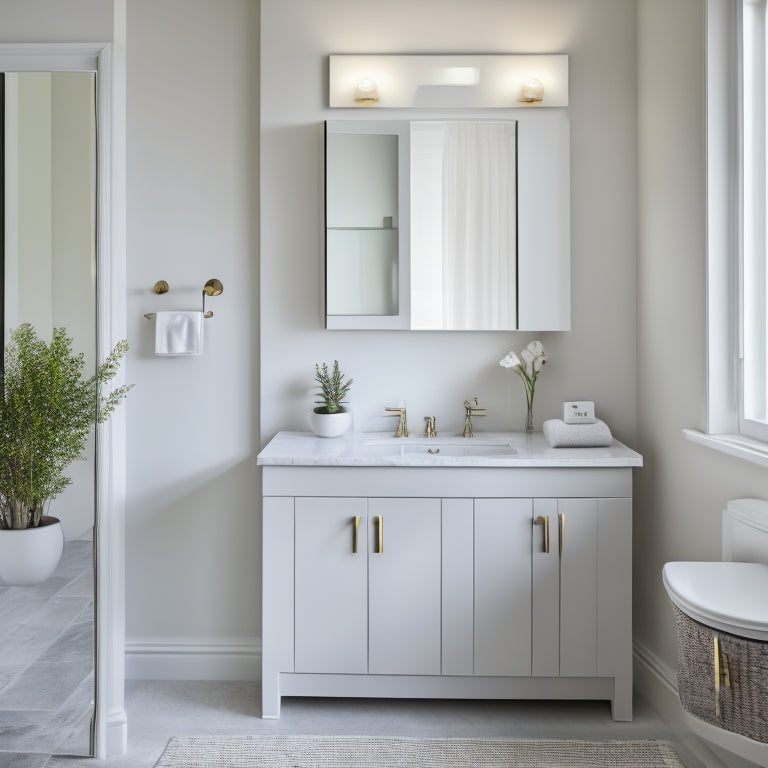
[155,311,203,356]
[543,418,613,448]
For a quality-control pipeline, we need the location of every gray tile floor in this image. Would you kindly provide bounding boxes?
[0,538,94,764]
[34,681,719,768]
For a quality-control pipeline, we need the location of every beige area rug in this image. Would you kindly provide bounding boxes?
[154,735,687,767]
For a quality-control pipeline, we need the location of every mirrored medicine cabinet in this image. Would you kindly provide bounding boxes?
[324,117,571,331]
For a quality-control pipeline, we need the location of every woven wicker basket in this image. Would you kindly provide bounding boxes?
[672,604,768,743]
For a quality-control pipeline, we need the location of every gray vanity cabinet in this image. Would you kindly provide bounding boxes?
[261,461,635,723]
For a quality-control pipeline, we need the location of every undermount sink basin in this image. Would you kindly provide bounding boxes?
[365,436,513,447]
[400,444,518,457]
[363,436,517,459]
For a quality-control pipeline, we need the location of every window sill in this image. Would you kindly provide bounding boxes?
[683,429,768,469]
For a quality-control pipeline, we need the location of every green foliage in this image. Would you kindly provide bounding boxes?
[313,360,353,414]
[0,324,132,530]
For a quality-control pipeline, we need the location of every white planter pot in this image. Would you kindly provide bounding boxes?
[0,516,64,586]
[310,409,352,438]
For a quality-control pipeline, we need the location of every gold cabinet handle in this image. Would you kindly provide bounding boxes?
[375,515,383,554]
[558,513,565,558]
[714,635,721,718]
[352,516,360,554]
[534,515,550,554]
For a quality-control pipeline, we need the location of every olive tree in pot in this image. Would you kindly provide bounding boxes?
[0,323,131,586]
[310,360,353,437]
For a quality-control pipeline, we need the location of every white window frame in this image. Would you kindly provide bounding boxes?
[685,0,768,466]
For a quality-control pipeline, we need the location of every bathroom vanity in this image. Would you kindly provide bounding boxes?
[258,431,642,721]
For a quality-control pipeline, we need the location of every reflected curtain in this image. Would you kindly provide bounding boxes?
[441,121,517,329]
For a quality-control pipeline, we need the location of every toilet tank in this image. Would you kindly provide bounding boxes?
[723,498,768,564]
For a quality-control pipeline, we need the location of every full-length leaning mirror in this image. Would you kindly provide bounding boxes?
[325,117,571,331]
[0,70,96,758]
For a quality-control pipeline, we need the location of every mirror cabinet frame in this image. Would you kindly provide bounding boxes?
[325,120,411,329]
[324,115,571,332]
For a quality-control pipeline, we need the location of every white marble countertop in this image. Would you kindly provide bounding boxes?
[257,431,643,468]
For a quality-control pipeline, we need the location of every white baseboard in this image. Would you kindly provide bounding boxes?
[104,708,128,757]
[632,637,682,723]
[125,637,261,681]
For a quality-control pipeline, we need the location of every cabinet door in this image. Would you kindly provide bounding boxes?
[558,499,598,676]
[474,499,532,676]
[368,498,442,675]
[442,499,474,676]
[294,497,368,673]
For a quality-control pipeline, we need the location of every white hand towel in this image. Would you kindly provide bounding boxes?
[155,311,203,356]
[543,418,613,448]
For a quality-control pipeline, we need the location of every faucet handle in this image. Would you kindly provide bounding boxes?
[384,406,409,438]
[464,397,487,416]
[462,397,486,438]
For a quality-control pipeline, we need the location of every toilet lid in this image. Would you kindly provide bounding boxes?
[663,561,768,641]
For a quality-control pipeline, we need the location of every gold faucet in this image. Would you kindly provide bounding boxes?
[384,407,408,438]
[462,397,486,438]
[424,416,437,438]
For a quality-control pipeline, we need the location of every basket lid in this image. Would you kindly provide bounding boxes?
[663,561,768,641]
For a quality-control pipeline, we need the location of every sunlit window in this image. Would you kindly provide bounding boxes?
[741,0,768,441]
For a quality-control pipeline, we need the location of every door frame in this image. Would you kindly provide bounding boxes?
[0,41,128,758]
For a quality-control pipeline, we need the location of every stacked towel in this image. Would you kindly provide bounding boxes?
[155,311,203,356]
[543,418,613,448]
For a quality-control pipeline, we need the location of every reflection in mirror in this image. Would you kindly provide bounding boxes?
[411,121,517,330]
[325,131,399,316]
[0,71,96,757]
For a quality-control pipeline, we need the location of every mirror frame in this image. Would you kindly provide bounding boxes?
[0,43,127,758]
[324,115,571,332]
[325,120,411,329]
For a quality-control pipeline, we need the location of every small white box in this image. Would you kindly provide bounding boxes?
[563,401,596,424]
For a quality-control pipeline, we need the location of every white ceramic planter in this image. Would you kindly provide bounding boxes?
[0,516,64,586]
[310,409,352,438]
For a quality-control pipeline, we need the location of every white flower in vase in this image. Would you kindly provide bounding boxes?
[499,340,546,432]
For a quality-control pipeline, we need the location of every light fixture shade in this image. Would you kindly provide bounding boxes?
[520,76,544,103]
[354,78,379,104]
[329,54,568,108]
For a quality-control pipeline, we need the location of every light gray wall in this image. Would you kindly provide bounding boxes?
[0,1,111,41]
[636,0,768,675]
[125,0,260,644]
[261,0,638,446]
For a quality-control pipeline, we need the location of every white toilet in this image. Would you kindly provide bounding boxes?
[663,498,768,767]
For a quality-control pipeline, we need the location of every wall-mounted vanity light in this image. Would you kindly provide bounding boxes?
[329,54,568,108]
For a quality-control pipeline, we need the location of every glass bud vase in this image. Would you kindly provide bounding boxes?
[524,387,535,433]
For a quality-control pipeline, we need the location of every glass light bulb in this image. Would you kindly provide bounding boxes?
[354,78,379,104]
[520,76,544,103]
